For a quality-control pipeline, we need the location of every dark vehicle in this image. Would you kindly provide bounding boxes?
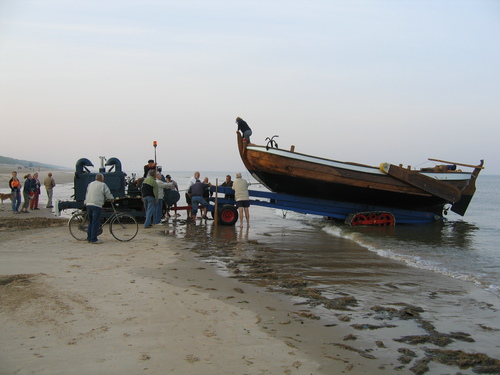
[57,157,179,219]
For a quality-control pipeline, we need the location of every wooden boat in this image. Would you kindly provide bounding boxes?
[237,133,484,221]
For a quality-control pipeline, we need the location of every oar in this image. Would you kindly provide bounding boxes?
[428,158,485,169]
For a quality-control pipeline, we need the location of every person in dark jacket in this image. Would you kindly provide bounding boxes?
[30,172,41,210]
[143,159,157,178]
[141,170,159,228]
[220,174,235,200]
[235,117,252,142]
[187,179,211,220]
[20,174,35,213]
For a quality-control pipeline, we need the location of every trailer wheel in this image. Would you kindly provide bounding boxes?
[218,205,238,226]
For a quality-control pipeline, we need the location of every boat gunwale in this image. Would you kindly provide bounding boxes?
[245,144,474,181]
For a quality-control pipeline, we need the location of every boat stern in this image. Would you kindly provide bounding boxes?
[450,160,484,216]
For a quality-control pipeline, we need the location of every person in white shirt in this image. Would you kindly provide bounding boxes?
[154,172,174,224]
[232,173,250,227]
[84,173,114,244]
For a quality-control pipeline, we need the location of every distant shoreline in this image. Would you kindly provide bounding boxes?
[0,164,74,185]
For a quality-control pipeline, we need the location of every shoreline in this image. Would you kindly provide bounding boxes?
[0,164,74,186]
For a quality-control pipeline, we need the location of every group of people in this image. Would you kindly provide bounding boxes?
[8,171,56,214]
[185,171,250,227]
[180,116,252,226]
[162,116,253,226]
[81,171,250,245]
[141,165,179,228]
[5,116,252,246]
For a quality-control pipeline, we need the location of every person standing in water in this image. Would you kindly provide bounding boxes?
[233,172,251,227]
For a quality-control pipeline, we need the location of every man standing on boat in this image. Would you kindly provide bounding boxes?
[235,117,252,142]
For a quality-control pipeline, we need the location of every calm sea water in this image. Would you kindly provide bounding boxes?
[14,171,498,296]
[168,172,500,297]
[317,175,500,296]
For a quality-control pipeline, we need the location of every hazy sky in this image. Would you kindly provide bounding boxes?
[1,0,499,175]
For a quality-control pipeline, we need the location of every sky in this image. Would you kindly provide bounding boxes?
[1,0,499,175]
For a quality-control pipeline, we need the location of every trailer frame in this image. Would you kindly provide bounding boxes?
[211,187,442,225]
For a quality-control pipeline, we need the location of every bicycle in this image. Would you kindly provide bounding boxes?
[68,201,139,242]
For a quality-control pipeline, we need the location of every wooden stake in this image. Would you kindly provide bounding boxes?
[428,158,485,169]
[214,178,218,228]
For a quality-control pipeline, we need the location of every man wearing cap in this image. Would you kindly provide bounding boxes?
[44,172,56,208]
[143,159,157,178]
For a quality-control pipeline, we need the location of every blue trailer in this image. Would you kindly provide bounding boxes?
[211,186,442,226]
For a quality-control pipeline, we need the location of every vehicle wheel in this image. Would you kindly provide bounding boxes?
[218,205,238,226]
[110,214,138,241]
[68,213,89,241]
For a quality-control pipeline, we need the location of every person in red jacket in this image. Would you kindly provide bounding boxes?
[9,171,22,213]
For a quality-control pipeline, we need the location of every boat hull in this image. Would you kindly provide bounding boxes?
[237,134,482,218]
[249,169,450,216]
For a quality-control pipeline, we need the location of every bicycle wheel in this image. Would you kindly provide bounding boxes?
[110,214,138,241]
[68,213,89,241]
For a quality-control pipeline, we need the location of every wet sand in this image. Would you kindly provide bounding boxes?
[163,210,500,374]
[1,166,500,374]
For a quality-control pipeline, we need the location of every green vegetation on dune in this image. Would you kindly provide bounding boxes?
[0,155,63,170]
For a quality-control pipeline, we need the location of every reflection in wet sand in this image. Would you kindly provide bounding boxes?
[159,211,500,373]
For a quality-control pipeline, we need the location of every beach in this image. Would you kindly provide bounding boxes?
[0,166,373,374]
[1,166,500,374]
[0,214,382,374]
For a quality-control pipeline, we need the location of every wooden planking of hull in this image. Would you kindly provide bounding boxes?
[237,133,483,218]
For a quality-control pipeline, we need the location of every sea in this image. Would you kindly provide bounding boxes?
[318,174,500,296]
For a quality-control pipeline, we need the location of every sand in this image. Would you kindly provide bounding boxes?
[0,214,385,375]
